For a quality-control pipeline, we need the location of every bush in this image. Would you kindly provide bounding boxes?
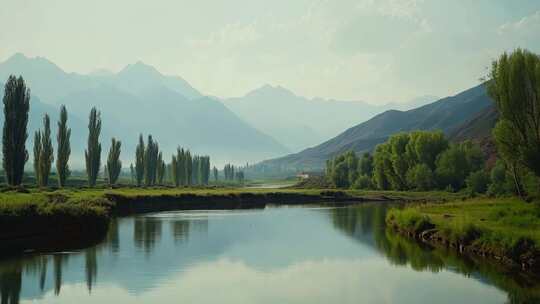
[523,171,540,200]
[466,170,490,194]
[387,208,434,233]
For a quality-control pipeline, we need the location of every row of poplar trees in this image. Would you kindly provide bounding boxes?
[3,75,122,187]
[2,75,222,188]
[131,135,212,187]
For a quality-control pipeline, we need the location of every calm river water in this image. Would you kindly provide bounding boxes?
[1,203,538,303]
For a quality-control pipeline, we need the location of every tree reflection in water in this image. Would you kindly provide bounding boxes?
[134,217,163,254]
[329,203,540,304]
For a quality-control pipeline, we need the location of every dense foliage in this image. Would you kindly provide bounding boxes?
[488,48,540,197]
[326,131,488,193]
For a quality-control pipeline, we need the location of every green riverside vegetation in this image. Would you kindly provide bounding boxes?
[384,49,540,269]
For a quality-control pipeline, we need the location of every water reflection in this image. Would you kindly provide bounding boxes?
[329,204,540,304]
[0,204,538,303]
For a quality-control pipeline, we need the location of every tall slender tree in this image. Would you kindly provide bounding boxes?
[56,105,71,187]
[107,138,122,186]
[33,130,42,186]
[171,155,179,187]
[213,166,218,182]
[178,148,186,186]
[144,135,159,186]
[185,150,193,186]
[135,134,145,186]
[157,152,165,185]
[3,76,30,186]
[85,107,102,187]
[38,115,54,187]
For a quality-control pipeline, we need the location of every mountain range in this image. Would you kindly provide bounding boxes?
[223,85,436,151]
[0,54,289,167]
[253,83,494,174]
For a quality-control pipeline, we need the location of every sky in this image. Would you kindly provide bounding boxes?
[1,0,539,104]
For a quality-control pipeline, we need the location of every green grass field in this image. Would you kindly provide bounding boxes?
[387,197,540,255]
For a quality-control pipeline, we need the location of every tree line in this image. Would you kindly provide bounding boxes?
[326,131,487,193]
[1,74,230,188]
[327,48,540,198]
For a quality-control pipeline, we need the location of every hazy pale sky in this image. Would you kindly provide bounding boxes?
[1,0,539,103]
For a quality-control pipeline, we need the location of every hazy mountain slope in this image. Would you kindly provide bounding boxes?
[96,62,202,99]
[0,54,98,103]
[223,85,437,152]
[449,105,498,142]
[55,84,288,166]
[255,83,492,172]
[0,54,288,166]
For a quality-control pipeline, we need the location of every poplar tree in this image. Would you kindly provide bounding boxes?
[3,76,30,186]
[213,166,218,182]
[171,155,179,186]
[144,135,159,186]
[33,130,42,186]
[56,105,71,187]
[107,138,122,186]
[39,114,54,187]
[178,148,186,186]
[85,107,102,187]
[135,134,145,186]
[185,150,193,186]
[157,152,165,185]
[130,163,135,184]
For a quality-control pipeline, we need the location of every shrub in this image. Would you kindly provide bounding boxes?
[466,170,490,194]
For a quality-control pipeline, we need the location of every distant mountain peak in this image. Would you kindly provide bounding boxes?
[119,61,161,77]
[245,84,296,99]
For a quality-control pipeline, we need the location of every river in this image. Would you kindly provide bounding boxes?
[1,203,538,303]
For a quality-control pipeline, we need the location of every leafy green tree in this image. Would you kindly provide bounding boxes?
[2,75,30,186]
[144,135,159,186]
[135,134,145,186]
[487,160,506,196]
[359,152,374,177]
[171,155,179,186]
[185,150,192,185]
[406,164,434,191]
[466,170,490,194]
[56,105,71,187]
[372,144,391,190]
[388,133,410,190]
[106,138,122,186]
[405,131,448,170]
[157,152,165,185]
[33,129,42,186]
[352,175,372,189]
[487,49,540,183]
[85,107,102,187]
[34,114,54,187]
[213,166,218,182]
[435,141,483,190]
[177,148,186,186]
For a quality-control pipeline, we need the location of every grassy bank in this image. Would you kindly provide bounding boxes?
[386,197,540,272]
[0,187,461,256]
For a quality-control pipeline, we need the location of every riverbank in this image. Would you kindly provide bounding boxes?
[386,197,540,273]
[0,187,460,256]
